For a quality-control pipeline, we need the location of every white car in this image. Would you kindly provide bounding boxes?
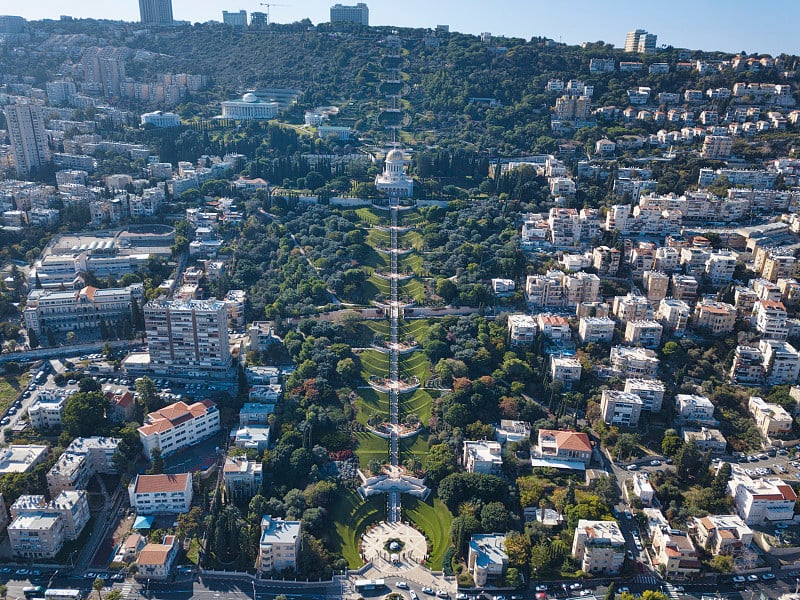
[396,582,409,589]
[732,576,746,583]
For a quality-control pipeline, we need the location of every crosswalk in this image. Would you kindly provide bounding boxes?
[118,583,134,598]
[635,575,659,586]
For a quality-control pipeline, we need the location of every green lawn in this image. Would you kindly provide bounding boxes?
[399,230,424,250]
[354,431,389,466]
[400,319,431,344]
[399,278,427,303]
[368,274,392,297]
[399,351,432,383]
[355,207,385,225]
[399,253,427,276]
[399,433,429,464]
[403,496,453,570]
[398,210,424,227]
[329,489,385,567]
[366,229,391,247]
[0,373,29,416]
[360,246,390,269]
[399,388,437,425]
[353,387,390,425]
[359,349,390,379]
[366,320,391,338]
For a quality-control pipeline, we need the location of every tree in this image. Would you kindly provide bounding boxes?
[529,542,550,576]
[135,376,162,412]
[62,391,108,437]
[436,278,458,303]
[449,514,481,557]
[79,377,101,393]
[147,448,165,475]
[93,577,104,600]
[27,328,39,349]
[661,432,683,457]
[504,531,530,568]
[177,506,203,539]
[709,554,733,573]
[105,592,122,600]
[711,462,732,500]
[423,444,456,484]
[0,584,7,599]
[675,442,704,485]
[480,502,510,532]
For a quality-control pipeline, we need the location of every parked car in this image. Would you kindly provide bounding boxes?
[423,588,435,595]
[437,591,449,599]
[410,592,419,600]
[569,583,582,591]
[627,464,639,471]
[618,588,630,594]
[762,573,776,580]
[396,582,409,589]
[535,586,548,592]
[747,575,759,582]
[649,459,661,466]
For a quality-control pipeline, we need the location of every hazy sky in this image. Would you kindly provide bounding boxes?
[7,0,799,56]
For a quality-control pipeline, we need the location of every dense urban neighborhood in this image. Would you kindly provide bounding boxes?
[1,3,800,600]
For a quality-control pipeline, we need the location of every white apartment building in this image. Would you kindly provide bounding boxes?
[232,425,271,452]
[671,275,698,302]
[224,289,247,328]
[563,272,601,307]
[257,516,301,573]
[533,429,592,468]
[600,390,643,427]
[463,440,503,475]
[760,339,800,385]
[572,520,625,574]
[656,298,691,334]
[578,317,615,344]
[239,402,274,425]
[468,534,508,587]
[693,515,753,556]
[693,300,736,335]
[144,298,232,378]
[507,314,538,347]
[730,345,764,384]
[631,473,655,505]
[136,535,179,581]
[682,427,727,454]
[27,390,68,430]
[138,399,221,458]
[526,271,565,308]
[129,473,193,515]
[330,2,369,25]
[4,103,51,176]
[610,346,659,378]
[550,355,582,389]
[537,314,572,342]
[675,394,716,424]
[49,490,90,540]
[612,294,652,323]
[651,525,701,580]
[8,512,65,559]
[729,474,797,524]
[495,420,532,445]
[0,445,49,475]
[624,378,665,412]
[624,320,663,348]
[754,299,789,340]
[705,251,737,286]
[702,135,733,159]
[223,456,263,500]
[748,396,793,438]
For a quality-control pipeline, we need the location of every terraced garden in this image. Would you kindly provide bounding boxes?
[399,388,437,426]
[329,489,385,567]
[354,431,389,466]
[398,351,432,383]
[402,496,453,570]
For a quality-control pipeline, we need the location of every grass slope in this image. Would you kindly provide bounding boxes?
[399,388,437,426]
[403,496,453,571]
[353,387,390,425]
[329,489,384,567]
[354,431,389,466]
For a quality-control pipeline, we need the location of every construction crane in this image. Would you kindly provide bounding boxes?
[259,3,290,26]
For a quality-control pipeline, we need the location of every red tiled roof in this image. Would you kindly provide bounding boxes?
[138,400,215,436]
[133,473,189,494]
[539,429,592,452]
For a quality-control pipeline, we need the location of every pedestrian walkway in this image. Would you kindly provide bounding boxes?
[635,574,660,586]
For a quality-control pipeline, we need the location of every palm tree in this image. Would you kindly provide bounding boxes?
[93,577,104,600]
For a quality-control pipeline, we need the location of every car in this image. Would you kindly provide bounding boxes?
[747,575,759,582]
[457,594,469,600]
[437,592,449,599]
[31,569,41,576]
[758,453,769,460]
[423,588,435,595]
[85,572,96,579]
[627,464,639,471]
[649,459,661,466]
[0,567,10,574]
[635,541,643,551]
[410,592,419,600]
[618,588,630,594]
[579,591,592,597]
[535,586,548,592]
[0,417,10,425]
[778,448,789,455]
[665,458,673,464]
[67,379,77,385]
[570,583,582,591]
[111,573,125,581]
[762,573,776,580]
[674,586,684,592]
[396,582,409,589]
[492,596,505,600]
[748,455,758,462]
[626,550,634,560]
[767,449,777,457]
[15,568,29,576]
[624,510,632,519]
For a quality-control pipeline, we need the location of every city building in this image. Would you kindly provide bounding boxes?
[46,437,120,497]
[675,394,716,424]
[536,314,572,342]
[682,427,727,454]
[138,399,221,458]
[221,93,280,120]
[754,300,789,340]
[141,111,180,127]
[624,29,657,54]
[231,425,271,452]
[507,314,538,347]
[139,0,173,25]
[495,420,532,445]
[463,440,503,475]
[0,445,49,475]
[656,298,691,334]
[693,515,753,556]
[630,472,654,506]
[257,516,301,573]
[144,298,232,378]
[643,271,670,303]
[693,300,736,335]
[610,346,659,378]
[671,275,698,303]
[624,378,665,412]
[550,355,582,389]
[136,535,179,580]
[223,456,263,500]
[729,474,797,525]
[578,317,615,344]
[760,339,800,385]
[27,390,68,430]
[572,520,625,574]
[468,534,508,587]
[8,512,65,559]
[600,390,643,427]
[374,149,413,197]
[4,103,51,176]
[702,135,733,159]
[128,473,193,515]
[748,396,793,438]
[730,345,764,384]
[612,294,652,323]
[329,3,369,26]
[650,525,701,580]
[532,429,592,469]
[624,320,663,348]
[593,246,621,275]
[49,490,90,540]
[222,10,248,27]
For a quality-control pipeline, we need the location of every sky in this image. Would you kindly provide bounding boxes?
[6,0,799,57]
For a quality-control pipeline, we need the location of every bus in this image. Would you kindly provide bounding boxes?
[44,590,83,600]
[354,579,386,592]
[23,587,44,599]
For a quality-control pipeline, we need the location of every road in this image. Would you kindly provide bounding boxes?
[0,339,136,364]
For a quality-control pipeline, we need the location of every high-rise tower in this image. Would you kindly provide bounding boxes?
[4,104,51,176]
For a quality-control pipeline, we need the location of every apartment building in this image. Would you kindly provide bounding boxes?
[507,315,538,347]
[592,246,621,275]
[693,515,753,556]
[223,456,263,500]
[612,294,652,324]
[705,251,737,286]
[656,298,691,334]
[754,299,789,340]
[468,534,508,587]
[675,394,715,424]
[138,399,220,458]
[128,473,193,515]
[682,427,727,454]
[11,489,90,541]
[8,512,65,559]
[693,300,736,335]
[4,103,51,176]
[671,275,699,302]
[748,396,793,438]
[525,271,565,308]
[624,320,663,348]
[463,441,503,475]
[624,378,665,412]
[763,254,797,282]
[572,520,625,574]
[537,314,572,342]
[144,298,232,378]
[610,346,659,378]
[533,429,592,467]
[730,345,764,384]
[257,516,301,573]
[550,355,582,389]
[729,474,797,524]
[578,317,615,344]
[136,535,179,581]
[495,420,532,445]
[0,445,49,475]
[702,135,733,159]
[643,271,670,302]
[27,390,68,430]
[600,390,643,427]
[563,272,601,307]
[330,2,369,25]
[650,525,701,580]
[760,339,800,385]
